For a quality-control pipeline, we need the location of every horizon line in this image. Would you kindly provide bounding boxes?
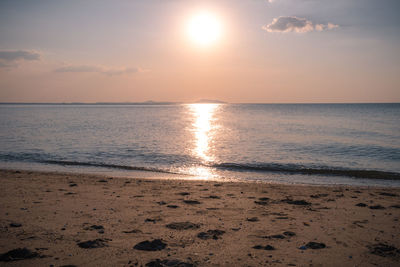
[0,101,399,105]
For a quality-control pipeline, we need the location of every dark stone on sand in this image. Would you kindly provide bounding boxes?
[247,217,259,222]
[306,207,318,212]
[97,179,108,183]
[123,229,142,234]
[252,245,275,250]
[145,259,194,267]
[391,205,400,209]
[305,242,326,249]
[183,200,201,205]
[64,192,76,195]
[197,230,225,240]
[0,248,39,261]
[379,192,398,197]
[167,205,179,209]
[310,194,328,198]
[157,201,167,205]
[69,183,77,187]
[368,243,400,257]
[283,199,311,206]
[369,205,385,210]
[254,201,268,206]
[166,222,200,230]
[84,225,104,230]
[214,184,222,187]
[134,239,167,251]
[259,197,269,201]
[356,203,368,207]
[145,218,161,223]
[208,195,220,199]
[77,239,108,249]
[283,231,296,237]
[271,212,287,216]
[177,192,190,196]
[9,223,22,228]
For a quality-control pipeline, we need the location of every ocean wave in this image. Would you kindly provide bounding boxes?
[1,152,399,181]
[211,162,400,180]
[40,160,176,174]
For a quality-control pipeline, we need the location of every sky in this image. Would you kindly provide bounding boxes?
[0,0,399,103]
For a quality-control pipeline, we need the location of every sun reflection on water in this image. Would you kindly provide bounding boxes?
[186,103,220,179]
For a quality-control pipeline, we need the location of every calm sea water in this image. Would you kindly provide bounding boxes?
[0,103,399,186]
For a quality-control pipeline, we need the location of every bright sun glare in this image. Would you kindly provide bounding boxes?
[187,11,222,46]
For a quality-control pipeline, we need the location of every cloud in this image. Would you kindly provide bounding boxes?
[262,16,339,33]
[0,50,40,68]
[54,65,141,76]
[0,50,40,61]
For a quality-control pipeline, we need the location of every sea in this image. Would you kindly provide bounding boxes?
[0,103,399,187]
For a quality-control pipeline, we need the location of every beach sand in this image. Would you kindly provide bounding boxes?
[0,169,399,266]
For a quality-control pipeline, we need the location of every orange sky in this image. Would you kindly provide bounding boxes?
[0,0,399,103]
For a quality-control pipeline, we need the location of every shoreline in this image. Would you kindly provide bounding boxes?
[1,169,399,266]
[1,164,400,188]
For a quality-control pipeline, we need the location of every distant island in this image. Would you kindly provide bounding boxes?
[0,101,180,105]
[0,100,227,105]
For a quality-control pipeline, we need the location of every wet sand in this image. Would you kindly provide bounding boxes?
[0,169,399,266]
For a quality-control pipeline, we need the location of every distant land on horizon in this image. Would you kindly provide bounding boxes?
[0,99,228,105]
[0,101,399,105]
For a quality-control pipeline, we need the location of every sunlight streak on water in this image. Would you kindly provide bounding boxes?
[186,103,220,179]
[189,103,219,162]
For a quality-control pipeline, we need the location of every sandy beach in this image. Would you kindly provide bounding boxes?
[0,169,399,266]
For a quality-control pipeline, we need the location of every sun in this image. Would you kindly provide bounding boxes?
[187,11,222,46]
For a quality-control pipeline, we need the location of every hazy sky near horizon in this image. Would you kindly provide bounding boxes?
[0,0,399,103]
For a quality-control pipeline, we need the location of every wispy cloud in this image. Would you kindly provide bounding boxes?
[55,65,142,76]
[262,16,339,33]
[0,50,40,68]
